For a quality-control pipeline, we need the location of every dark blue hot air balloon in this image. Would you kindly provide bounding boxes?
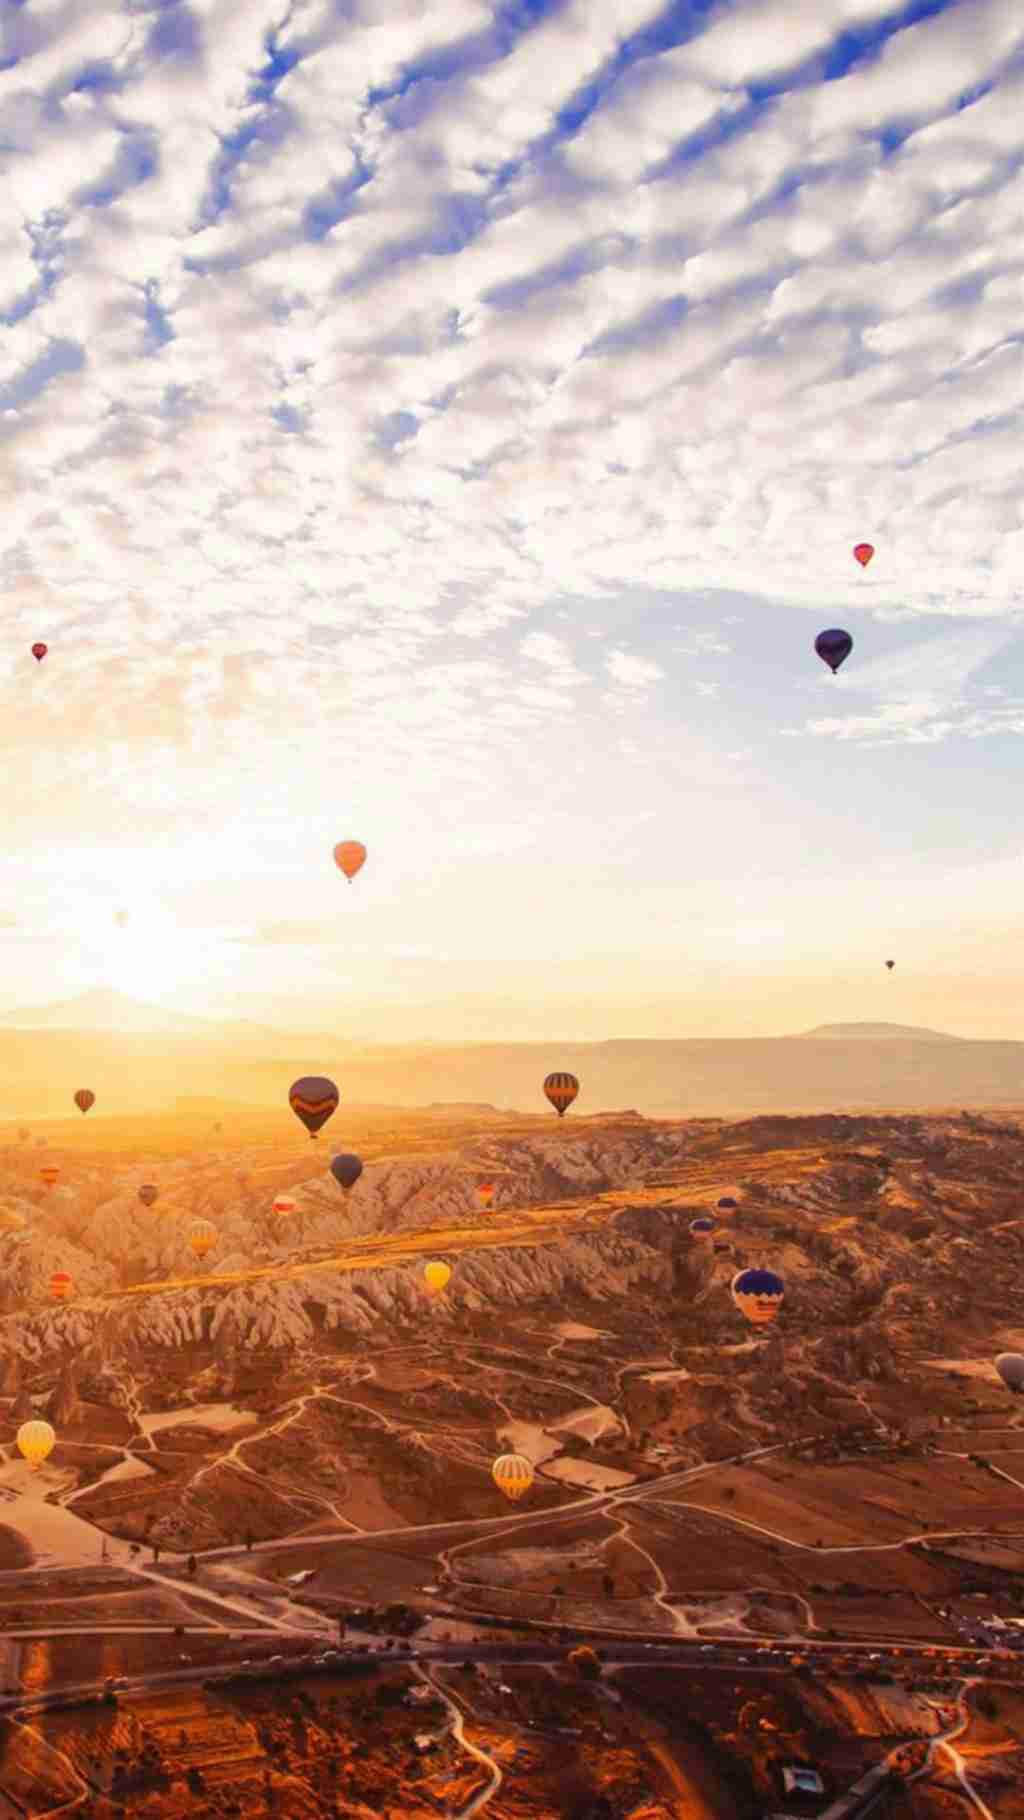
[814,628,853,674]
[717,1197,738,1211]
[731,1267,785,1326]
[289,1076,339,1139]
[690,1217,716,1240]
[330,1153,363,1193]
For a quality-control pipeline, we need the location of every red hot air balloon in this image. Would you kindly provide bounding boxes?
[74,1090,95,1115]
[50,1271,73,1301]
[334,841,366,883]
[853,543,875,568]
[31,644,47,663]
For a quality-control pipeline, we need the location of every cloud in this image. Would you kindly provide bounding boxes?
[0,0,1019,883]
[789,620,1024,744]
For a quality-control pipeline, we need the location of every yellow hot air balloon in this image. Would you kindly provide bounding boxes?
[334,841,367,883]
[423,1260,451,1296]
[17,1420,56,1471]
[492,1453,534,1502]
[189,1218,217,1259]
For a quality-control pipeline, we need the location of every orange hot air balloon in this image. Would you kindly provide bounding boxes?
[189,1218,217,1259]
[50,1271,73,1301]
[853,543,874,568]
[477,1180,496,1209]
[273,1194,297,1217]
[543,1072,579,1117]
[334,841,366,883]
[492,1453,534,1502]
[39,1167,59,1190]
[31,643,47,663]
[74,1090,95,1115]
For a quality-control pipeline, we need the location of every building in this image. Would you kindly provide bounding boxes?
[782,1768,824,1797]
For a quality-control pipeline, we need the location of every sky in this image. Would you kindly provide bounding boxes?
[0,0,1023,1042]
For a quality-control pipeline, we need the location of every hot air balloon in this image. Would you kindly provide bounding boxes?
[476,1180,496,1208]
[690,1217,717,1240]
[543,1072,579,1117]
[39,1167,59,1190]
[731,1267,785,1326]
[31,643,47,663]
[995,1354,1024,1394]
[330,1154,363,1193]
[74,1089,95,1115]
[272,1193,297,1218]
[138,1184,159,1208]
[885,959,895,971]
[492,1453,534,1502]
[115,911,129,928]
[334,841,366,883]
[50,1271,73,1301]
[189,1218,216,1259]
[17,1128,29,1144]
[213,1123,223,1135]
[853,543,875,568]
[717,1197,738,1212]
[423,1260,451,1296]
[814,629,853,674]
[17,1420,55,1470]
[289,1077,339,1139]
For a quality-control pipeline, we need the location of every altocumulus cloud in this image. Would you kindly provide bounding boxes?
[0,0,1021,819]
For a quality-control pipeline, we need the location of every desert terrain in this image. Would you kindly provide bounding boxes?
[4,1095,1024,1813]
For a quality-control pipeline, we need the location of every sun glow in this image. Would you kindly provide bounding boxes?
[73,905,219,1006]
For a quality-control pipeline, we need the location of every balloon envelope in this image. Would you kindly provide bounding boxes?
[885,960,895,970]
[190,1218,216,1258]
[31,643,47,663]
[289,1076,339,1138]
[995,1353,1024,1394]
[424,1260,451,1296]
[334,841,367,882]
[138,1184,159,1208]
[543,1072,579,1117]
[814,628,853,674]
[50,1271,73,1301]
[853,543,875,567]
[492,1453,534,1501]
[17,1419,55,1468]
[330,1153,363,1192]
[731,1267,785,1325]
[477,1180,496,1207]
[74,1089,95,1115]
[39,1167,59,1188]
[272,1194,297,1217]
[690,1217,717,1239]
[717,1197,738,1211]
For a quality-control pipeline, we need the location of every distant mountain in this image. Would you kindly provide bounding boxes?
[796,1022,965,1043]
[0,988,213,1033]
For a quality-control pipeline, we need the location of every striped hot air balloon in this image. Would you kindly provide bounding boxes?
[74,1089,95,1115]
[189,1218,217,1259]
[17,1420,56,1469]
[289,1076,339,1139]
[543,1072,579,1117]
[272,1193,297,1218]
[50,1271,73,1301]
[492,1453,534,1502]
